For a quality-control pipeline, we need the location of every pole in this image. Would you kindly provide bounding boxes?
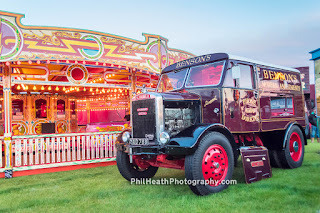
[3,63,13,178]
[157,36,162,73]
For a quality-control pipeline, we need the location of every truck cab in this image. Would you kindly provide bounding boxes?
[116,53,306,196]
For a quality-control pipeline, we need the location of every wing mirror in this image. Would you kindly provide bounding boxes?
[231,65,241,80]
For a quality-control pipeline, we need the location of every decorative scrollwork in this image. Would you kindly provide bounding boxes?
[23,31,61,46]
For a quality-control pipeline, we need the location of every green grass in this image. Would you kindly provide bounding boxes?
[0,142,319,213]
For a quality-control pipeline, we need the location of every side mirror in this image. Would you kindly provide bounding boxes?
[231,66,241,80]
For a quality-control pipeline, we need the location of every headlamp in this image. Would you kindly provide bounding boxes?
[122,131,131,143]
[159,132,170,145]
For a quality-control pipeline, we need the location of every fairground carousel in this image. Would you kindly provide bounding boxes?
[0,11,194,177]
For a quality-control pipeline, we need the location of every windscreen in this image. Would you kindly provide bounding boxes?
[185,61,225,87]
[157,68,188,92]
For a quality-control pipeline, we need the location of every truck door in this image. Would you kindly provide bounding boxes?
[223,62,260,132]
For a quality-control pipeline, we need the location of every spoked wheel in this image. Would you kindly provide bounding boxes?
[276,125,305,169]
[116,151,158,181]
[185,132,234,196]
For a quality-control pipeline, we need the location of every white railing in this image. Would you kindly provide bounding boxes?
[0,132,120,170]
[0,136,3,169]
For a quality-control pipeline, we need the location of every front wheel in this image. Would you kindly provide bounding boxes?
[185,132,234,196]
[116,151,158,181]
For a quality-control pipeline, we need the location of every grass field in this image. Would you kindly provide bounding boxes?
[0,142,319,213]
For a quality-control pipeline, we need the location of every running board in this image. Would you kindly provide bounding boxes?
[240,146,272,184]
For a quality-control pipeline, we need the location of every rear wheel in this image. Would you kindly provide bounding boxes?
[185,132,234,196]
[277,126,305,168]
[116,151,158,181]
[269,150,282,168]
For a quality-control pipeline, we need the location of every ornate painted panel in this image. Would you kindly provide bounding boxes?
[0,11,195,73]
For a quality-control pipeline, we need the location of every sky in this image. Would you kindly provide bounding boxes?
[1,0,319,82]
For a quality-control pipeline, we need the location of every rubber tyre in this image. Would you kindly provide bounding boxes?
[268,150,282,168]
[116,150,158,181]
[185,132,234,196]
[277,126,305,169]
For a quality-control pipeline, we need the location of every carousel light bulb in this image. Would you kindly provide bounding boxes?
[63,87,66,91]
[33,85,36,90]
[90,88,93,92]
[96,88,99,92]
[83,88,86,91]
[41,86,45,90]
[17,85,21,90]
[25,85,28,90]
[102,89,105,93]
[76,87,79,91]
[48,86,52,91]
[55,86,59,91]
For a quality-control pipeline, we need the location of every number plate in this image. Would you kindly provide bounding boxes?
[129,138,149,145]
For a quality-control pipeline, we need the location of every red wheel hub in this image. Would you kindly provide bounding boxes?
[289,132,302,162]
[202,144,228,186]
[132,155,150,170]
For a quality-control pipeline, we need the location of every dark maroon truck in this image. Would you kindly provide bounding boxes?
[115,53,306,196]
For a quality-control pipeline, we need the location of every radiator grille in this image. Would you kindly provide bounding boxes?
[132,99,156,140]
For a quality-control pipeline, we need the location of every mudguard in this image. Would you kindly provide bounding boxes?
[167,123,238,155]
[283,122,307,149]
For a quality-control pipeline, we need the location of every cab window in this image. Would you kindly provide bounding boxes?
[157,68,188,92]
[238,64,254,89]
[186,61,224,87]
[223,63,254,89]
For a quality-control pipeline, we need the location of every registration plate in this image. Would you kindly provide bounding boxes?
[129,138,149,145]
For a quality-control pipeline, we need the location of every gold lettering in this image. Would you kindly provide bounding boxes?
[287,74,294,82]
[263,70,269,79]
[269,71,275,80]
[204,96,217,107]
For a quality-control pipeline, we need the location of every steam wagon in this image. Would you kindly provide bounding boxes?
[116,53,306,195]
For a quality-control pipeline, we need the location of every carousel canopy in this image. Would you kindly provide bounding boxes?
[0,11,195,92]
[0,11,194,74]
